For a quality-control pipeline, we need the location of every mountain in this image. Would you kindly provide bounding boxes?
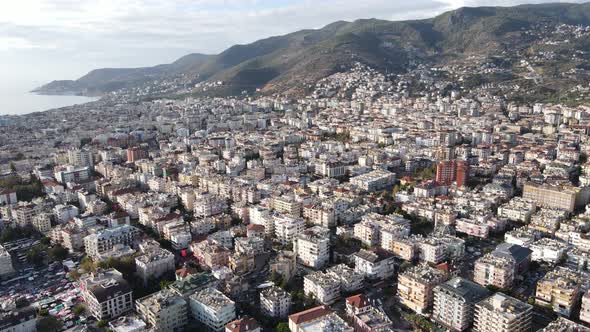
[33,53,212,96]
[34,2,590,97]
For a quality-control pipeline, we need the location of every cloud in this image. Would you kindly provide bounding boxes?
[0,0,589,81]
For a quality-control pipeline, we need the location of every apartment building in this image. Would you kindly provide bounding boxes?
[345,294,393,332]
[354,248,396,280]
[272,195,303,217]
[326,264,364,293]
[67,148,94,167]
[303,271,341,305]
[473,253,515,289]
[538,317,590,332]
[349,169,396,192]
[433,277,490,331]
[32,213,52,234]
[260,286,291,318]
[191,240,230,270]
[289,306,352,332]
[523,182,588,212]
[84,225,141,259]
[535,267,586,317]
[225,317,261,332]
[530,238,568,264]
[497,197,536,223]
[296,226,330,269]
[0,307,37,332]
[54,204,79,223]
[135,289,188,332]
[273,214,305,245]
[189,288,236,332]
[79,269,133,320]
[397,264,448,314]
[353,212,410,248]
[12,203,40,228]
[474,293,532,332]
[135,246,175,285]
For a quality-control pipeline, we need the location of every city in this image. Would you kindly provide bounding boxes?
[2,2,590,332]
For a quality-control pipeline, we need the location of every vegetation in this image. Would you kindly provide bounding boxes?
[0,174,45,202]
[37,317,63,332]
[276,322,291,332]
[0,226,40,243]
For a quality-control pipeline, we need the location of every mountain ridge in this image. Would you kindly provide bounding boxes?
[33,2,590,98]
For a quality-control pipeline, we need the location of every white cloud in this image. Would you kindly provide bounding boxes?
[0,0,588,81]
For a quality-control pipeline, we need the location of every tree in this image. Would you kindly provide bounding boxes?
[73,304,86,316]
[48,245,68,261]
[37,317,63,332]
[159,279,174,290]
[26,246,45,266]
[276,322,291,332]
[96,320,107,328]
[9,162,17,173]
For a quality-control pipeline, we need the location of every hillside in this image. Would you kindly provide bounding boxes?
[34,2,590,97]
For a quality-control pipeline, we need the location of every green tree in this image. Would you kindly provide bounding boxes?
[26,246,45,265]
[73,304,86,316]
[276,322,291,332]
[97,320,107,328]
[159,279,174,290]
[37,317,63,332]
[48,245,69,261]
[9,162,17,173]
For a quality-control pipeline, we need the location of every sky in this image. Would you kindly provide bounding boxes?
[0,0,587,90]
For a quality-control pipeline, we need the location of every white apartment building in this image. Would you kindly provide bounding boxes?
[84,225,141,259]
[497,198,536,223]
[136,289,188,332]
[67,148,94,167]
[296,226,330,269]
[12,203,40,228]
[249,205,274,236]
[353,213,410,247]
[304,271,341,305]
[530,238,567,264]
[273,214,305,245]
[190,288,236,332]
[54,204,79,223]
[433,277,490,332]
[80,269,133,320]
[349,169,396,192]
[326,264,364,293]
[272,195,303,217]
[474,293,532,332]
[135,246,175,285]
[354,248,396,280]
[32,213,52,234]
[260,286,291,318]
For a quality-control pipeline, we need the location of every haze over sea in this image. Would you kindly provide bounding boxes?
[0,80,98,115]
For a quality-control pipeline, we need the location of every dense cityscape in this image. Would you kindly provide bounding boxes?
[3,3,590,332]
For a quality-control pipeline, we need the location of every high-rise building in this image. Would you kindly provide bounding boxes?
[79,269,133,320]
[189,288,236,332]
[127,146,148,163]
[397,264,448,314]
[136,289,188,332]
[433,277,490,331]
[474,293,532,332]
[260,286,291,318]
[436,160,469,187]
[296,226,330,269]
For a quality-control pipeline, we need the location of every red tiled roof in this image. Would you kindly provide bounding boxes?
[225,317,259,332]
[289,305,331,325]
[346,294,369,309]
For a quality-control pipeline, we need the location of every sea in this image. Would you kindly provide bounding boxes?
[0,82,98,116]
